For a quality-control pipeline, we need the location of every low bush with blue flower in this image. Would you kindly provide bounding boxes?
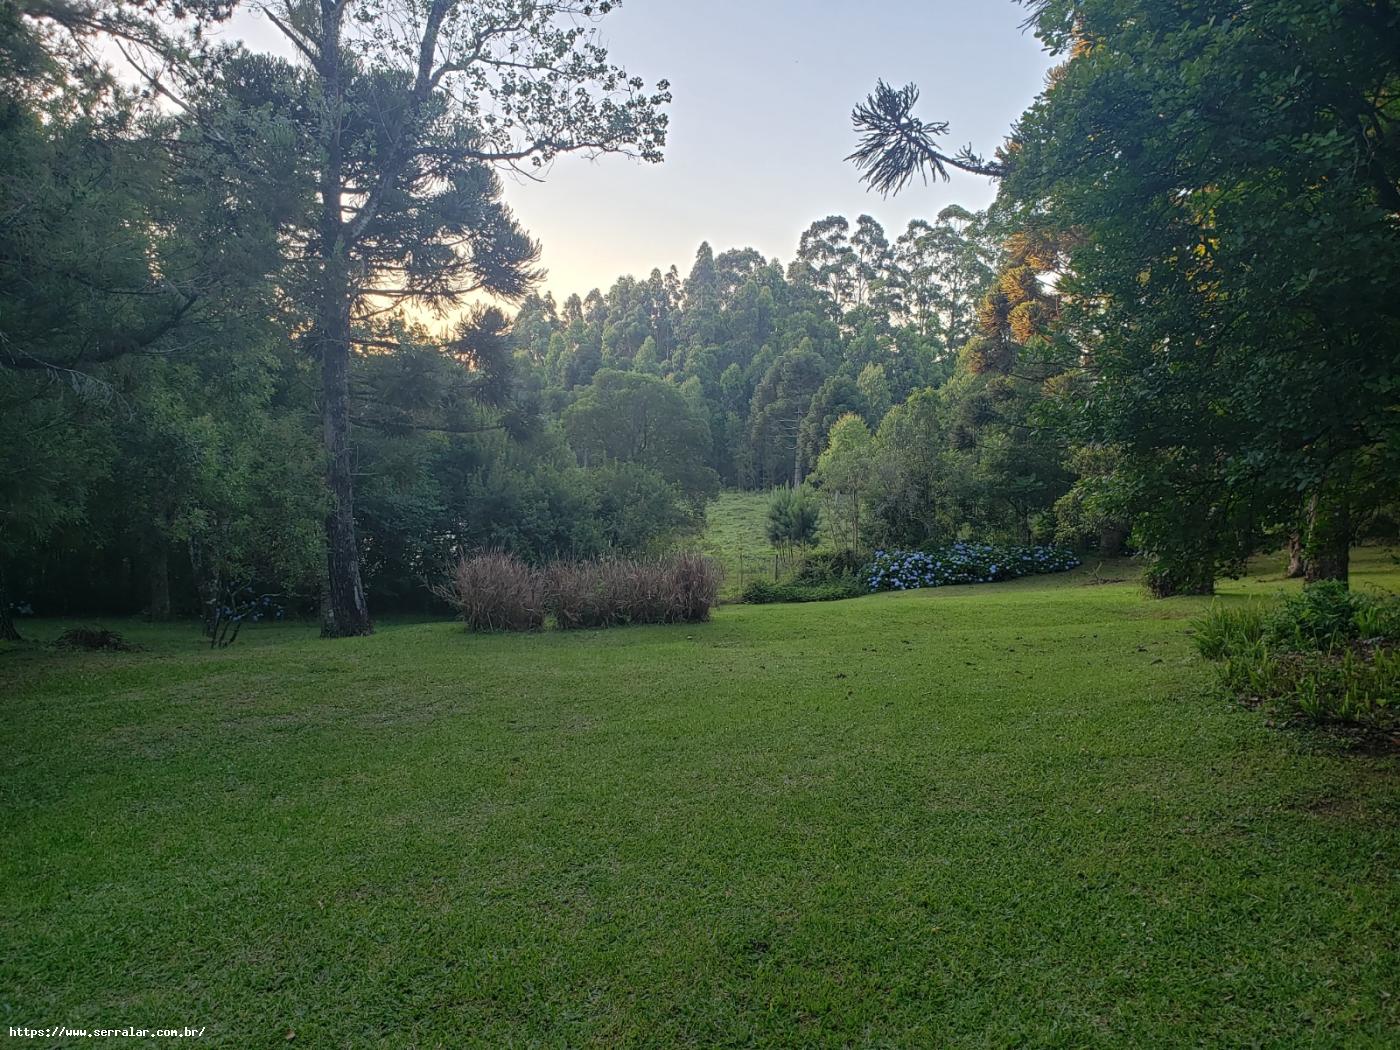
[867,543,1080,592]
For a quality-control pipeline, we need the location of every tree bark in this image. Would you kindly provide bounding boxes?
[321,312,372,637]
[1304,493,1351,587]
[0,564,21,642]
[148,542,172,621]
[1285,532,1306,579]
[316,3,372,638]
[1099,523,1128,557]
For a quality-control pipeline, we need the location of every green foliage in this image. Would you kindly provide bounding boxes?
[792,549,865,586]
[813,413,874,552]
[765,486,821,553]
[1191,604,1267,663]
[1005,0,1400,590]
[742,548,866,604]
[562,369,719,505]
[1195,582,1400,731]
[740,578,863,605]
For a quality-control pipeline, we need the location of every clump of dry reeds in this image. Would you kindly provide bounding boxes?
[433,551,546,632]
[438,551,720,632]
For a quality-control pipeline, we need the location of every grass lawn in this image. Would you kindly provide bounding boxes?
[3,550,1397,1046]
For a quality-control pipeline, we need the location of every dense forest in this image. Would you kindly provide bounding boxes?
[3,0,1397,639]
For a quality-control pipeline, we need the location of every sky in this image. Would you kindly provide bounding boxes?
[226,0,1055,302]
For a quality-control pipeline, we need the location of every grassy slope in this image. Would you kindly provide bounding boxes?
[696,489,775,597]
[3,551,1397,1047]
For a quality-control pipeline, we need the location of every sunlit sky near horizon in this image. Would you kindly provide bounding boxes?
[226,0,1055,304]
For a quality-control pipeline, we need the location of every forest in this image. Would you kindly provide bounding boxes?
[3,1,1399,1044]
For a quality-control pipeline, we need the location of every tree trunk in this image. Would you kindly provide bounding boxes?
[0,564,21,642]
[319,273,373,638]
[1284,532,1306,579]
[148,543,172,621]
[316,12,372,639]
[1099,523,1128,557]
[1304,493,1351,587]
[188,537,220,637]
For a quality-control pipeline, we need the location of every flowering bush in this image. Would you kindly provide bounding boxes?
[867,543,1080,592]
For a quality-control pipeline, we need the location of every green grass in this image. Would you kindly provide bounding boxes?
[696,489,778,597]
[3,550,1398,1047]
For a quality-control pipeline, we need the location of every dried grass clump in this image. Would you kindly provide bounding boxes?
[437,551,721,633]
[547,553,721,629]
[434,552,546,632]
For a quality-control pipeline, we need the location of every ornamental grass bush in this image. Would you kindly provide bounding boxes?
[438,551,720,632]
[1194,581,1400,734]
[547,553,720,629]
[867,543,1080,592]
[435,552,547,632]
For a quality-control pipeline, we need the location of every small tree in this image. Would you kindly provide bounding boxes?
[815,413,874,553]
[765,486,820,568]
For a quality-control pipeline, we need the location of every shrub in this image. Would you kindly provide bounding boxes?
[435,552,546,632]
[867,543,1080,592]
[1195,583,1400,733]
[741,578,863,605]
[793,549,864,586]
[546,553,721,629]
[55,627,137,652]
[439,552,720,632]
[1192,603,1267,661]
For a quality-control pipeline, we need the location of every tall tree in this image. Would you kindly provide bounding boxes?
[249,0,670,635]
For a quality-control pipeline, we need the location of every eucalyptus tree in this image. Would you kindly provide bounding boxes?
[242,0,670,634]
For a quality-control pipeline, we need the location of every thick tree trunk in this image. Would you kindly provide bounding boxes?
[1099,523,1128,557]
[148,543,172,621]
[1304,498,1351,587]
[1284,532,1306,579]
[318,269,372,638]
[315,11,372,639]
[0,564,20,642]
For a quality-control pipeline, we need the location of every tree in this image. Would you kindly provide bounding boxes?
[246,0,670,635]
[1004,0,1400,591]
[851,2,1400,591]
[748,346,827,487]
[814,414,875,553]
[765,485,820,565]
[856,362,892,425]
[847,80,1002,196]
[562,370,718,505]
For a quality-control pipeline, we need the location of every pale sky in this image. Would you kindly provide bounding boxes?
[227,0,1055,301]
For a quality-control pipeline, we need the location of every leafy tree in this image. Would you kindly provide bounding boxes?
[748,346,827,487]
[562,370,718,505]
[814,414,875,552]
[851,1,1400,591]
[856,362,892,425]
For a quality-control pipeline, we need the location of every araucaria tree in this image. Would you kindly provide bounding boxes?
[252,0,670,635]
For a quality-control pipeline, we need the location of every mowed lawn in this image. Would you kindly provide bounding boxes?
[3,553,1397,1046]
